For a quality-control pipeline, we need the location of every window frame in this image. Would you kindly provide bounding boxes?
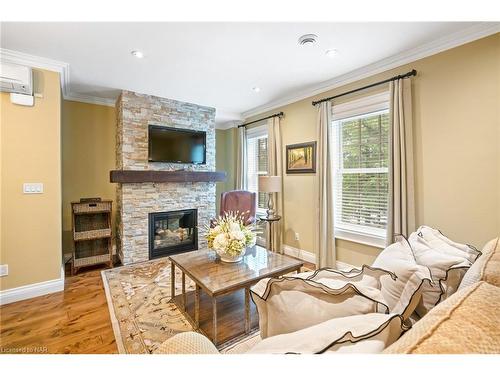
[246,124,268,218]
[331,92,390,249]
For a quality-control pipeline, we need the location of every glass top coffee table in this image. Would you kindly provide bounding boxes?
[169,245,303,347]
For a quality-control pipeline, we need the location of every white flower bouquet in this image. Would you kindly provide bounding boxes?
[204,212,257,262]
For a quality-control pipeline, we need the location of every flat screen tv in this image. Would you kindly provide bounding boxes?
[148,125,206,164]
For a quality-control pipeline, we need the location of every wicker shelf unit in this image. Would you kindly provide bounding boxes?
[71,199,113,275]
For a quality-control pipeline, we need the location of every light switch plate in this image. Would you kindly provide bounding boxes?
[23,183,43,194]
[0,264,8,277]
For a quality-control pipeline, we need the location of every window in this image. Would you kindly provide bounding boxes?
[246,125,268,213]
[332,92,389,247]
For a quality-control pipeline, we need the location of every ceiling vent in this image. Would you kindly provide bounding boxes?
[298,34,318,46]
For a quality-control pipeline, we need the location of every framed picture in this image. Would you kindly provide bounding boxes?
[286,141,317,174]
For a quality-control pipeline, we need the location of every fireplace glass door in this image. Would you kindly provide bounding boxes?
[149,209,197,259]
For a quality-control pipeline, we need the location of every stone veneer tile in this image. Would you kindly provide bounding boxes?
[116,90,216,265]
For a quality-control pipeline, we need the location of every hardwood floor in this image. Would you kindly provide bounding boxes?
[0,265,118,354]
[0,258,314,354]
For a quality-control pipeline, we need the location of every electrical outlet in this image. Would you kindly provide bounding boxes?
[23,183,44,194]
[294,232,300,241]
[0,264,8,277]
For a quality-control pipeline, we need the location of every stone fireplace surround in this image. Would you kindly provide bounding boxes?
[115,90,216,265]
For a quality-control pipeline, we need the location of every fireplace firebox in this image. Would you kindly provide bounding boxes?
[149,209,198,259]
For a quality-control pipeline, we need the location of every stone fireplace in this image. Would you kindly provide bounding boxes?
[115,90,216,265]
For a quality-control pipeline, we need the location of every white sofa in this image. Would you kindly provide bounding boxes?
[156,234,500,354]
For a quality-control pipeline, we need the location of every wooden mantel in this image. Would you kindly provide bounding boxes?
[110,170,227,183]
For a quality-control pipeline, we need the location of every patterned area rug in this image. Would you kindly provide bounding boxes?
[102,258,196,354]
[102,257,312,354]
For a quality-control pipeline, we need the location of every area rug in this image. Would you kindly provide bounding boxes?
[102,258,197,354]
[102,257,312,354]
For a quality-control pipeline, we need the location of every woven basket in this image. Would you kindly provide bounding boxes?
[74,238,109,259]
[74,253,111,267]
[74,228,111,241]
[73,201,112,214]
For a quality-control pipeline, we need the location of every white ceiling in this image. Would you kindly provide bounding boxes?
[0,22,497,125]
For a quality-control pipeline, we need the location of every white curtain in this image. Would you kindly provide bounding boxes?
[387,78,416,244]
[267,116,284,253]
[316,101,336,268]
[236,126,247,190]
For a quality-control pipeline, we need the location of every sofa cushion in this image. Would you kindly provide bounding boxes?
[250,266,391,338]
[372,238,432,320]
[247,313,404,354]
[408,226,481,316]
[383,281,500,354]
[459,238,500,289]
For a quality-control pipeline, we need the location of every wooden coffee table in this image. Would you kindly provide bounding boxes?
[169,245,303,346]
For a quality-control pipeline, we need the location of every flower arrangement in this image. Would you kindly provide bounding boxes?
[204,212,257,262]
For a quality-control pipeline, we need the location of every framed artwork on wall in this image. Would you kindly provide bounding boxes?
[286,141,317,174]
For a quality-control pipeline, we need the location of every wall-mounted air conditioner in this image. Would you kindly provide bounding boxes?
[0,62,34,106]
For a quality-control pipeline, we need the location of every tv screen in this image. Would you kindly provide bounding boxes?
[148,125,206,164]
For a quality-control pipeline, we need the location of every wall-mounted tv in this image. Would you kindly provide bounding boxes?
[148,125,206,164]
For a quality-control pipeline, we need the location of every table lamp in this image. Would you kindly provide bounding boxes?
[258,176,282,219]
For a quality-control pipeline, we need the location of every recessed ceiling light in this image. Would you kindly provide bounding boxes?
[298,34,318,46]
[131,50,144,59]
[325,49,338,58]
[252,87,261,93]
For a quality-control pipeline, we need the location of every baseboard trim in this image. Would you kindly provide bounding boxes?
[0,266,65,305]
[282,245,316,264]
[282,244,357,271]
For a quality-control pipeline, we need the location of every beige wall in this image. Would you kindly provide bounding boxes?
[244,34,500,266]
[215,128,237,212]
[0,69,62,290]
[215,129,227,210]
[61,100,116,254]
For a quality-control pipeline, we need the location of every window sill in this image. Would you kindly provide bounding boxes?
[256,208,267,218]
[334,228,386,249]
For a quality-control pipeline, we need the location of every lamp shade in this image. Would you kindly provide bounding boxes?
[259,175,282,193]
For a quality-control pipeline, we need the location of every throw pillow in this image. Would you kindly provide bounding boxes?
[459,238,499,290]
[408,226,481,316]
[372,238,432,320]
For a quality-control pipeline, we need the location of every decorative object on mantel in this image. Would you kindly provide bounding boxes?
[286,141,317,174]
[109,170,226,183]
[71,198,113,275]
[204,212,257,263]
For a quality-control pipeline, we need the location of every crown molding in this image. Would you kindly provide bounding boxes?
[215,120,243,130]
[0,48,115,107]
[215,122,236,130]
[241,22,500,119]
[64,93,116,107]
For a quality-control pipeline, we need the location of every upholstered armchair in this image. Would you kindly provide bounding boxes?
[218,190,257,226]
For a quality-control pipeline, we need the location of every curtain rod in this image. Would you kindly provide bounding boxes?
[312,69,417,106]
[238,112,284,128]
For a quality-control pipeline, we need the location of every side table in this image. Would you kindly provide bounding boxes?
[259,215,281,253]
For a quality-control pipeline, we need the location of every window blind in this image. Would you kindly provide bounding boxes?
[332,109,390,237]
[246,127,268,210]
